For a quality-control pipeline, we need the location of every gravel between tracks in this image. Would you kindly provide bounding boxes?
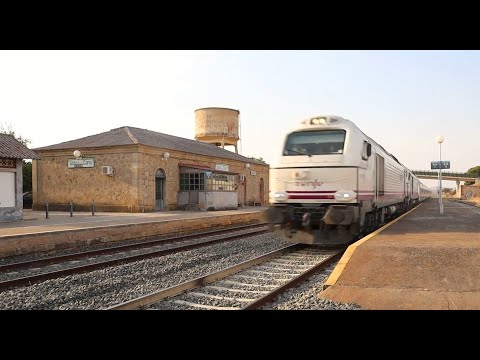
[0,225,260,266]
[0,233,359,310]
[260,263,362,310]
[0,227,267,282]
[0,233,289,309]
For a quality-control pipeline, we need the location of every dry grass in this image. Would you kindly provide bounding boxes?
[461,196,480,207]
[470,197,480,205]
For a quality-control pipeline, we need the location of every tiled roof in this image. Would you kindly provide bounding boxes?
[33,126,267,165]
[0,134,41,159]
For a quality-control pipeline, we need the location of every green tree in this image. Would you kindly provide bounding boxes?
[22,161,32,192]
[0,122,31,146]
[247,156,267,164]
[0,122,32,192]
[465,166,480,186]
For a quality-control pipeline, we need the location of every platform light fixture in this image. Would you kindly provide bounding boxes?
[245,163,251,169]
[162,152,170,161]
[73,150,82,158]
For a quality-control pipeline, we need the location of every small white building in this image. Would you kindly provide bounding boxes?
[0,134,41,222]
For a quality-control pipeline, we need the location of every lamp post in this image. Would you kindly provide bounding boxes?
[435,135,444,214]
[71,150,82,217]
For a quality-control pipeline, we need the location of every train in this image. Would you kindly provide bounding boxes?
[264,115,432,246]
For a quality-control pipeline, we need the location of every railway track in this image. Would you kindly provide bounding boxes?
[0,223,268,290]
[106,244,344,310]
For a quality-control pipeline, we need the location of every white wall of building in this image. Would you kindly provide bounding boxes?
[0,172,15,207]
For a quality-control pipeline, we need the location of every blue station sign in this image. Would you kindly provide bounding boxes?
[431,161,450,170]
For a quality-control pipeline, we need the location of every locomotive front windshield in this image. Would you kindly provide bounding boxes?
[283,130,346,156]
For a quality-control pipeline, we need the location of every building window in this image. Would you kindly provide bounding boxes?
[207,173,236,191]
[180,173,205,191]
[179,167,237,192]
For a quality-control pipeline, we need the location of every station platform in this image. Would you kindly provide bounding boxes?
[321,198,480,309]
[0,207,267,257]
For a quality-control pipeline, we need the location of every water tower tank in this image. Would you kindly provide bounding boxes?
[194,107,240,153]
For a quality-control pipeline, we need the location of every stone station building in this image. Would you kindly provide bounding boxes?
[32,126,269,212]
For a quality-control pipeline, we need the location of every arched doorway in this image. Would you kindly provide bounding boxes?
[244,177,247,206]
[155,169,166,210]
[237,174,247,207]
[259,178,264,206]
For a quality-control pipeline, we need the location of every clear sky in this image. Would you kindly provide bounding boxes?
[1,50,478,188]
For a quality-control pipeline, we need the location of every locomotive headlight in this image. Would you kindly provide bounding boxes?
[311,117,327,125]
[273,191,289,201]
[334,190,357,202]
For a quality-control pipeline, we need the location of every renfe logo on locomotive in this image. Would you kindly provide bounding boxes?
[295,180,324,188]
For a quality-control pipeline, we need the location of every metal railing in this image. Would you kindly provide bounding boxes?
[412,170,479,179]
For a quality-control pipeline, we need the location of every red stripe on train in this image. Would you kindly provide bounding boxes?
[287,191,335,194]
[287,191,410,194]
[288,195,335,199]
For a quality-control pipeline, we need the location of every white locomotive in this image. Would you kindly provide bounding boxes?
[265,115,432,246]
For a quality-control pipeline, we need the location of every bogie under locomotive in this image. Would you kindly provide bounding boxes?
[264,115,431,246]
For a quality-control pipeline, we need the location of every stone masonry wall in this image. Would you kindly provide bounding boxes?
[34,151,138,212]
[462,185,480,200]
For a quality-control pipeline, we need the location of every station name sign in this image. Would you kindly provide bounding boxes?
[68,158,95,168]
[215,164,229,172]
[431,160,450,170]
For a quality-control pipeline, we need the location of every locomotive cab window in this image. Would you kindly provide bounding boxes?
[283,130,346,156]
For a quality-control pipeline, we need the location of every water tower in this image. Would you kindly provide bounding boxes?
[194,107,240,153]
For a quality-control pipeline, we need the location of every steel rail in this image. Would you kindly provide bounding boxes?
[241,249,344,309]
[0,226,268,291]
[0,223,267,272]
[106,244,301,310]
